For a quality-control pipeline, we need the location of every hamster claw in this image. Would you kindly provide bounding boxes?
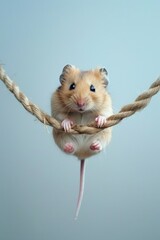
[61,119,73,132]
[95,115,107,127]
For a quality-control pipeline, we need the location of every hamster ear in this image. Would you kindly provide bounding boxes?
[99,68,109,87]
[59,64,75,84]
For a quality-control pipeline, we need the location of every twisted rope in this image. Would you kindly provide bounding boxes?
[0,66,160,134]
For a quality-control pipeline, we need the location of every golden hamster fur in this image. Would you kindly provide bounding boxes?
[51,64,113,219]
[51,64,113,160]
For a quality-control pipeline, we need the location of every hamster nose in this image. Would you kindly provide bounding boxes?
[77,100,85,108]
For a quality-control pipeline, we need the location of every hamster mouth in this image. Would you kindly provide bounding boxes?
[76,106,87,112]
[79,108,85,112]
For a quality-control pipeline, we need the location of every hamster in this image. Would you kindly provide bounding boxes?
[51,64,113,219]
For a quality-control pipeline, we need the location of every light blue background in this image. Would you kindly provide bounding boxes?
[0,1,160,240]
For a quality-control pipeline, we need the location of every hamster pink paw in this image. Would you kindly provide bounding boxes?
[64,143,75,153]
[61,119,73,132]
[90,141,102,151]
[95,115,106,127]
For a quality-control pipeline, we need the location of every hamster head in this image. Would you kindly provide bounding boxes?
[58,64,109,113]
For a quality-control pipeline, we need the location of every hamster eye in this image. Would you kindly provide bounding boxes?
[90,84,95,92]
[69,83,76,90]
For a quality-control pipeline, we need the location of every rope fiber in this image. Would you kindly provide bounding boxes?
[0,66,160,134]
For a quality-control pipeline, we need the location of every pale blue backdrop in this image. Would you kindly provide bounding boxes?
[0,1,160,240]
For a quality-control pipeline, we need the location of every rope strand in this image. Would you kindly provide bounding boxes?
[0,66,160,134]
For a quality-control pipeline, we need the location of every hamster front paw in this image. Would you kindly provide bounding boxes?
[90,141,102,152]
[61,119,73,132]
[95,115,107,127]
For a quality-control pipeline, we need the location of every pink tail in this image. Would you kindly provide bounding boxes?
[75,159,86,220]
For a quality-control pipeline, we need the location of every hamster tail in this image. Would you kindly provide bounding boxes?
[75,159,86,220]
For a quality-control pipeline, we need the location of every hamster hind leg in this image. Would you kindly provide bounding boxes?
[90,140,102,151]
[80,128,112,158]
[53,130,78,155]
[64,142,75,153]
